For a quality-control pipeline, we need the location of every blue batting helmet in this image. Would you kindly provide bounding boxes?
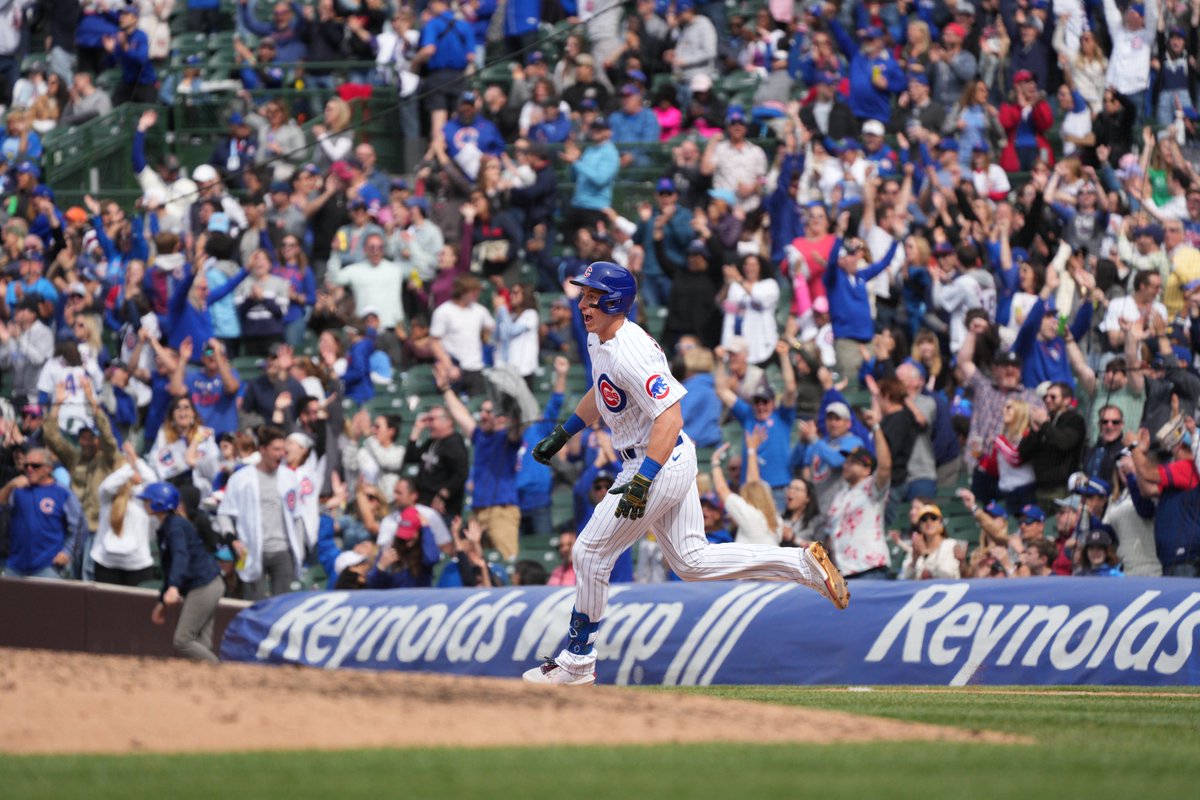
[569,261,637,315]
[138,482,181,513]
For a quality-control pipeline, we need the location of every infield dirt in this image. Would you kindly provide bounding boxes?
[0,648,1024,754]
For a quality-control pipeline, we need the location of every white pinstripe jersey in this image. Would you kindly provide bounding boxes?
[588,321,687,452]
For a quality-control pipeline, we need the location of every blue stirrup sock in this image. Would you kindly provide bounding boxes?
[567,608,600,656]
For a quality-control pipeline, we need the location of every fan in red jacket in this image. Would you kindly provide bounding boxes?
[999,71,1056,172]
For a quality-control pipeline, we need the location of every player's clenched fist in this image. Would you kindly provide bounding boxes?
[610,474,653,519]
[532,425,571,465]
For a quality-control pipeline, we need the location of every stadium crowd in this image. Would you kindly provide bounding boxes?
[3,0,1200,658]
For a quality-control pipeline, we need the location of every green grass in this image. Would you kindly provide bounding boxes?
[3,686,1198,799]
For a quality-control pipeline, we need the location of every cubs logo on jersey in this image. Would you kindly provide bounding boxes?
[645,374,670,400]
[300,476,315,498]
[596,373,628,412]
[160,450,174,466]
[39,497,57,514]
[285,489,298,512]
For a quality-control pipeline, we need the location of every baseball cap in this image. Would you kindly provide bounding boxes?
[699,492,723,511]
[626,68,647,84]
[64,206,88,225]
[286,431,314,451]
[1170,27,1187,39]
[1074,475,1112,497]
[708,187,738,205]
[726,108,747,126]
[359,305,380,318]
[933,241,956,255]
[690,73,713,92]
[676,0,695,10]
[812,296,830,314]
[937,138,960,153]
[394,507,422,540]
[32,185,54,200]
[526,50,545,65]
[750,385,775,402]
[981,501,1007,518]
[1054,494,1083,510]
[725,336,749,354]
[1013,69,1035,84]
[825,401,851,419]
[686,238,709,255]
[405,196,429,214]
[1134,224,1164,244]
[579,97,598,111]
[331,161,355,182]
[334,551,366,575]
[268,180,290,194]
[593,468,617,487]
[619,83,642,97]
[1019,505,1046,522]
[772,48,790,63]
[972,142,990,154]
[908,72,930,86]
[390,177,410,192]
[207,212,230,234]
[589,116,610,130]
[994,350,1023,368]
[575,53,595,66]
[838,138,862,152]
[863,25,885,38]
[67,282,88,297]
[229,112,245,126]
[348,198,369,211]
[1082,526,1116,549]
[955,0,976,14]
[916,504,943,520]
[656,177,676,193]
[192,164,219,183]
[459,90,478,105]
[861,119,885,137]
[1129,2,1145,15]
[15,161,40,178]
[944,22,967,38]
[21,402,42,417]
[20,248,43,263]
[301,163,322,176]
[845,446,877,469]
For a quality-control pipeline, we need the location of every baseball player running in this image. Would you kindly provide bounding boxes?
[523,262,849,686]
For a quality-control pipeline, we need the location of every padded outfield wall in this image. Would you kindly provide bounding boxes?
[220,578,1200,686]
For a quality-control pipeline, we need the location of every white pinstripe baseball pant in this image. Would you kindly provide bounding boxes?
[556,436,827,674]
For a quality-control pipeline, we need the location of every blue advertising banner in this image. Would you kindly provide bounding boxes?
[220,578,1200,686]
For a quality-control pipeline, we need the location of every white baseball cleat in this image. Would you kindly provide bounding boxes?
[522,659,597,686]
[805,542,851,610]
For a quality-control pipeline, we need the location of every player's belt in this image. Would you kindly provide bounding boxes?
[619,435,684,462]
